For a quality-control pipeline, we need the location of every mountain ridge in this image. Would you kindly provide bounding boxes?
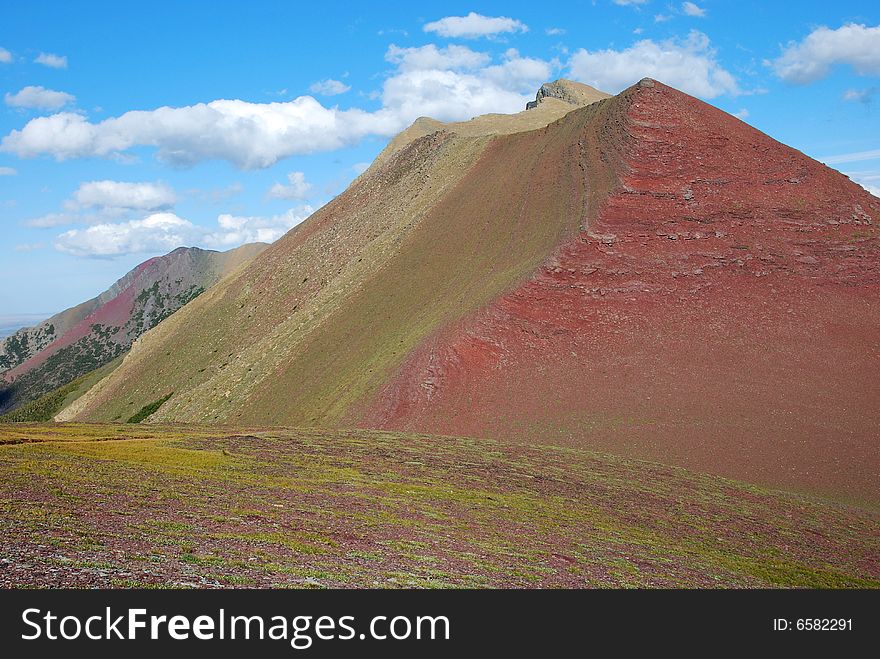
[60,79,880,502]
[0,242,267,415]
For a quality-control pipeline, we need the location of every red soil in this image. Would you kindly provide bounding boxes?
[362,80,880,503]
[4,250,189,383]
[3,286,136,382]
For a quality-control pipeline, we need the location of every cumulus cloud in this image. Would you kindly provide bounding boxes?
[682,2,706,17]
[382,44,550,121]
[53,206,312,257]
[733,108,749,119]
[1,43,556,169]
[0,47,11,64]
[267,171,312,200]
[482,49,554,91]
[55,213,198,257]
[546,28,566,36]
[309,79,351,96]
[205,207,312,248]
[385,43,491,71]
[614,0,650,5]
[35,52,67,69]
[5,86,75,110]
[568,30,740,98]
[66,180,178,212]
[423,12,528,39]
[0,166,16,176]
[771,23,880,84]
[0,99,393,169]
[25,181,178,227]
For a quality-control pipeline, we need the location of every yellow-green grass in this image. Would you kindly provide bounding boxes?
[0,424,876,589]
[64,98,620,427]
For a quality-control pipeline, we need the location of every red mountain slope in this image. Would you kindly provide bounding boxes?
[0,244,266,414]
[360,79,880,503]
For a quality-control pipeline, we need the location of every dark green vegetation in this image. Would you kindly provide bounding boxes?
[0,424,876,588]
[126,393,174,424]
[0,323,55,371]
[0,286,204,416]
[0,243,266,418]
[0,325,126,414]
[0,359,122,423]
[129,283,204,336]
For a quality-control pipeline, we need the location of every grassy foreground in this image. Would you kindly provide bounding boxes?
[0,424,877,588]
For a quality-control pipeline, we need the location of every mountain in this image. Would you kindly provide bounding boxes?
[62,79,879,503]
[0,243,267,415]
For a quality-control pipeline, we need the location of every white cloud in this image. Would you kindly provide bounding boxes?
[771,23,880,84]
[0,166,16,176]
[546,28,566,36]
[385,43,491,72]
[846,171,880,197]
[820,149,880,165]
[66,180,178,211]
[654,14,672,23]
[733,108,749,119]
[35,52,67,69]
[682,2,706,17]
[53,206,312,257]
[0,47,11,64]
[206,207,312,248]
[568,30,740,98]
[267,171,312,200]
[25,181,177,227]
[1,43,555,169]
[381,44,550,122]
[0,99,393,169]
[309,79,351,96]
[5,86,75,110]
[614,0,650,5]
[483,49,554,92]
[423,12,528,39]
[843,87,879,103]
[352,162,370,174]
[55,213,197,257]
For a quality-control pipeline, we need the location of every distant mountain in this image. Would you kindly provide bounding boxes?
[62,79,879,502]
[0,243,267,415]
[0,314,51,339]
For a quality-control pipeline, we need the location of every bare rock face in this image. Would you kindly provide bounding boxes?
[526,79,608,110]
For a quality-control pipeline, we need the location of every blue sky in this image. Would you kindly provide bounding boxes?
[1,0,878,318]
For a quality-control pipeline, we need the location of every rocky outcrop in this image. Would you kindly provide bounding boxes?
[526,78,609,110]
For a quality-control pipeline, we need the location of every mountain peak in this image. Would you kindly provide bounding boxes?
[375,79,610,167]
[526,79,609,110]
